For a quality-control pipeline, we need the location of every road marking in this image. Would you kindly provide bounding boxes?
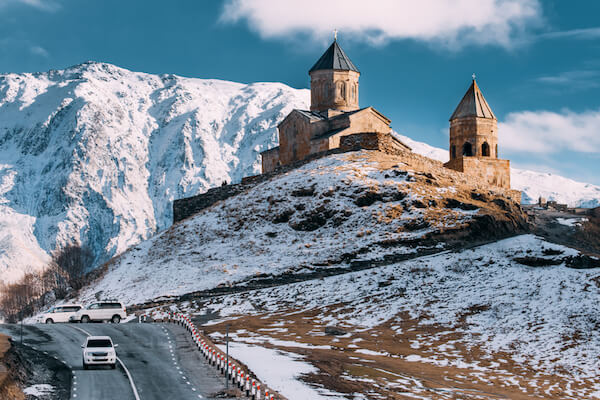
[69,325,142,400]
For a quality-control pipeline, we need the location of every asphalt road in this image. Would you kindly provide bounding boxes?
[0,322,233,400]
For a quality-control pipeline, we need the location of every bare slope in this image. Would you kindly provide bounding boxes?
[79,150,527,305]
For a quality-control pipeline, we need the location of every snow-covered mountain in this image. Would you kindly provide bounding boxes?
[0,62,597,283]
[0,62,308,282]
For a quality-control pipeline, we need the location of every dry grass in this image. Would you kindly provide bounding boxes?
[201,309,598,400]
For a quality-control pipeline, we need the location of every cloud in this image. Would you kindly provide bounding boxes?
[220,0,542,48]
[0,0,60,11]
[29,45,48,57]
[499,108,600,154]
[540,27,600,40]
[536,70,600,89]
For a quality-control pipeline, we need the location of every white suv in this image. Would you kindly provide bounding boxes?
[37,304,82,324]
[70,301,127,324]
[82,336,118,369]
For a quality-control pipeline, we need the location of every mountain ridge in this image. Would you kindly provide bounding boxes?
[0,61,598,283]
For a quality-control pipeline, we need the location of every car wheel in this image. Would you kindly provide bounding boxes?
[83,362,88,370]
[81,315,90,323]
[111,363,116,369]
[111,315,121,324]
[45,318,54,324]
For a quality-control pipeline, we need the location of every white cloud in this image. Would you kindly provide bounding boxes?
[220,0,542,48]
[535,70,600,90]
[0,0,60,11]
[540,27,600,40]
[499,108,600,154]
[30,45,49,57]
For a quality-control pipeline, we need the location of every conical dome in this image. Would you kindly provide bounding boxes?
[309,40,359,73]
[450,79,496,120]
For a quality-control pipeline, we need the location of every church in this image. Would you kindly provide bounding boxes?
[261,38,511,190]
[260,38,410,173]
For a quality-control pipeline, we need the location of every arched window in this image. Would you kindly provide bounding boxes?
[462,142,473,157]
[336,81,346,101]
[482,142,490,157]
[451,145,456,159]
[496,144,499,158]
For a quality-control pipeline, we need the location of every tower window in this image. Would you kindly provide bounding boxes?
[462,142,473,157]
[482,142,490,157]
[496,144,499,158]
[451,145,456,159]
[336,81,346,101]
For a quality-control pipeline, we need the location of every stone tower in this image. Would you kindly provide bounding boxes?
[444,78,511,189]
[309,39,360,113]
[448,78,498,160]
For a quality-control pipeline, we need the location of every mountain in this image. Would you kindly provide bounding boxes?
[0,62,308,282]
[0,62,598,283]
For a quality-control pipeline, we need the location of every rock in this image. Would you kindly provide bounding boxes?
[325,326,347,336]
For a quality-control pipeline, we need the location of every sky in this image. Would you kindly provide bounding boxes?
[0,0,598,184]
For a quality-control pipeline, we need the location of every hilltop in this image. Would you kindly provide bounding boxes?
[78,149,527,305]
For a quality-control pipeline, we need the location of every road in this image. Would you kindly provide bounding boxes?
[0,322,233,400]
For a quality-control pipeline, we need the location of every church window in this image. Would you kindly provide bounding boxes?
[462,142,473,157]
[336,81,346,101]
[451,145,456,159]
[482,142,490,157]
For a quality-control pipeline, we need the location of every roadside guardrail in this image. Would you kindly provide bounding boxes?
[142,312,285,400]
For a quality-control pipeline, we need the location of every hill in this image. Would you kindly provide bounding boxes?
[78,149,527,305]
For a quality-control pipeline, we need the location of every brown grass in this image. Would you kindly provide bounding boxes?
[200,309,597,400]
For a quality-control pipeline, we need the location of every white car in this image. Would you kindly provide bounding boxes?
[82,336,118,369]
[37,304,83,324]
[70,301,127,324]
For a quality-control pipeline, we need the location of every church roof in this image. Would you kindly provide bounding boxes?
[450,79,496,120]
[309,40,359,73]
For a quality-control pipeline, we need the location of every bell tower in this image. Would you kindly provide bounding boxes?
[448,76,498,161]
[309,38,360,113]
[444,77,511,189]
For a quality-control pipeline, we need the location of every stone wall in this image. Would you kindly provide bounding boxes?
[261,147,280,174]
[445,157,511,189]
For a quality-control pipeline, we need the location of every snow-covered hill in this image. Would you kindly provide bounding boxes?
[0,62,598,283]
[0,62,308,282]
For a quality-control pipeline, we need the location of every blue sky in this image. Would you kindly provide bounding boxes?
[0,0,598,184]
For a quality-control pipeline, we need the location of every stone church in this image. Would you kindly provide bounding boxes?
[260,39,410,173]
[260,38,511,191]
[444,78,511,189]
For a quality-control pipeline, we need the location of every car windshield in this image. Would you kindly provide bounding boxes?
[87,339,112,348]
